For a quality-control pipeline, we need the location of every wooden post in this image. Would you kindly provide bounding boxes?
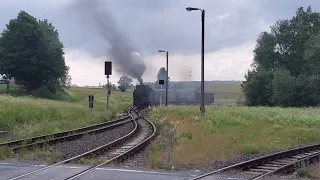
[6,81,9,94]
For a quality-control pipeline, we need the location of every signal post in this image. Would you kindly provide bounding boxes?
[105,61,112,109]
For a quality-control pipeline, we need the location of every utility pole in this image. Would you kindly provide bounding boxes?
[166,51,168,106]
[158,50,169,106]
[189,68,192,81]
[186,7,206,116]
[200,9,205,116]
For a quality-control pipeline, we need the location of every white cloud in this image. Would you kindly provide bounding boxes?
[65,42,255,86]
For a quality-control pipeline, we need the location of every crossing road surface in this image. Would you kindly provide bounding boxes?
[0,162,192,180]
[0,162,256,180]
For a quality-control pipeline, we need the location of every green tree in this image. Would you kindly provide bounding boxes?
[118,76,132,92]
[38,19,69,92]
[303,33,320,75]
[271,69,296,106]
[154,67,170,89]
[64,74,72,88]
[241,68,273,106]
[0,11,68,93]
[242,6,320,106]
[111,84,117,91]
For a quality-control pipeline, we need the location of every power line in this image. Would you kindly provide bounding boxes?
[189,68,192,81]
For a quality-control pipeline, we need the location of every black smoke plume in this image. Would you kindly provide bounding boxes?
[70,0,146,84]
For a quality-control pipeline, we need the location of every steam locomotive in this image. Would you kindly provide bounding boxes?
[133,84,214,108]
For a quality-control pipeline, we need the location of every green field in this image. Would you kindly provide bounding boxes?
[0,83,242,142]
[0,84,20,94]
[2,83,318,173]
[0,87,132,142]
[147,105,320,169]
[146,83,320,169]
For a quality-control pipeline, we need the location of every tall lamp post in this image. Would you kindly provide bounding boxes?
[158,50,169,106]
[185,7,205,116]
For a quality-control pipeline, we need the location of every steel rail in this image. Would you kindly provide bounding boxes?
[11,118,134,152]
[7,108,138,180]
[0,112,130,148]
[190,143,320,180]
[249,150,320,180]
[63,107,157,180]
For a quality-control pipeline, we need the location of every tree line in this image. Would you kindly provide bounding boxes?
[241,6,320,107]
[0,11,70,95]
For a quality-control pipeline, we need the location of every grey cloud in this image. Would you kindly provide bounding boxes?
[0,0,320,55]
[68,0,146,83]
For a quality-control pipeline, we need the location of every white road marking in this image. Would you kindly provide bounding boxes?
[95,167,177,175]
[0,162,46,167]
[0,162,244,179]
[0,162,180,176]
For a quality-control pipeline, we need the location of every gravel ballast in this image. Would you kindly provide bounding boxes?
[42,121,135,162]
[197,145,313,172]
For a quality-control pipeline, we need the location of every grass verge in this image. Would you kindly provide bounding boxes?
[0,87,132,143]
[147,105,320,169]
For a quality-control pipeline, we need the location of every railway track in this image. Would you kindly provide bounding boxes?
[6,107,156,180]
[0,110,131,152]
[190,144,320,180]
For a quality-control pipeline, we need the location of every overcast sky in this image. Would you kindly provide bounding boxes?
[1,0,319,86]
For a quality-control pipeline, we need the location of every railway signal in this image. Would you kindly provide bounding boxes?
[105,61,112,109]
[159,80,164,107]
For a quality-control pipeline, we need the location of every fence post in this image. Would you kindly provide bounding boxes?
[6,81,9,94]
[89,95,94,109]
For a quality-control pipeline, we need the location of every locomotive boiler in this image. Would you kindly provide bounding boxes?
[133,84,154,107]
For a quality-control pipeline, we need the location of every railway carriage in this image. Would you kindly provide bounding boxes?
[133,84,215,108]
[152,89,198,105]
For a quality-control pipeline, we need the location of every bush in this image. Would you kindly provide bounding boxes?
[30,86,75,101]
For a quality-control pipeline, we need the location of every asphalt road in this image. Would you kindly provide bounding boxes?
[0,162,193,180]
[3,162,297,180]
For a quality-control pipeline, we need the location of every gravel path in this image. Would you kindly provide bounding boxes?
[40,121,135,162]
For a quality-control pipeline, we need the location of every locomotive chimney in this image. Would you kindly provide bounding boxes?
[138,78,143,85]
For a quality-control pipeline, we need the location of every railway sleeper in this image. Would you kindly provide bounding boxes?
[245,171,264,175]
[111,139,150,164]
[273,153,320,175]
[240,162,263,171]
[268,161,287,165]
[108,133,153,164]
[3,112,130,149]
[294,153,320,169]
[12,120,134,153]
[256,166,279,170]
[82,128,137,159]
[263,163,283,167]
[250,168,272,173]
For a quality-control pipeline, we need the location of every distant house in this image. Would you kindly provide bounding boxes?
[0,78,6,84]
[0,77,17,84]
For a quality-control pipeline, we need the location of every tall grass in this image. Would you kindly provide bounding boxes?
[147,105,320,168]
[0,87,132,142]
